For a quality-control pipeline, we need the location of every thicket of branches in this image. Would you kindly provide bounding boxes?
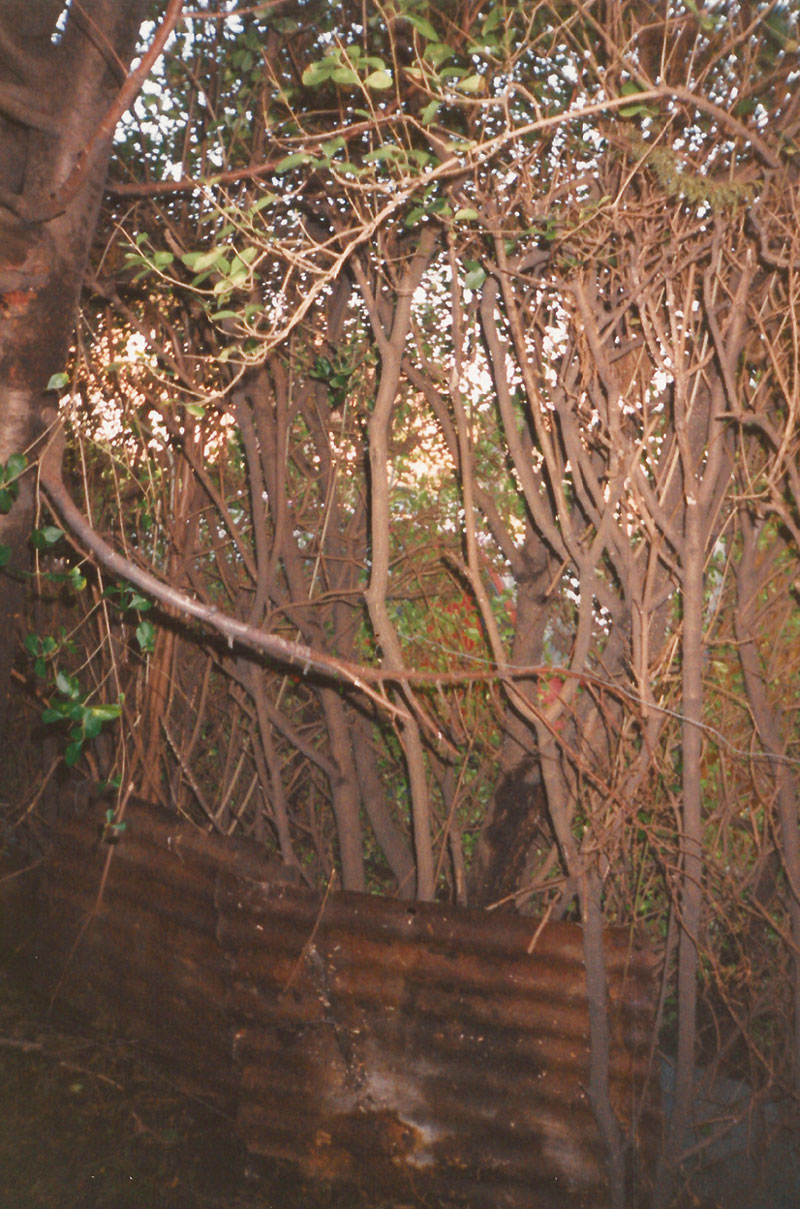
[11,2,800,1203]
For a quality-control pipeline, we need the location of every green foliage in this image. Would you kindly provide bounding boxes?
[38,666,122,768]
[24,632,58,681]
[102,583,154,653]
[0,452,26,516]
[30,525,65,551]
[308,354,357,410]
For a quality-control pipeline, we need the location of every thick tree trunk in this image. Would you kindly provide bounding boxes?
[0,0,148,735]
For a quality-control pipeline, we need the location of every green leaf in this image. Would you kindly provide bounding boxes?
[424,42,454,66]
[457,74,484,93]
[182,248,227,272]
[302,59,337,87]
[127,592,152,612]
[420,100,439,126]
[482,8,502,34]
[152,250,175,269]
[184,402,206,417]
[330,67,360,86]
[46,372,69,391]
[5,452,26,480]
[31,526,64,549]
[309,356,333,380]
[64,740,84,767]
[620,103,657,118]
[320,136,347,157]
[83,712,103,739]
[454,207,480,221]
[363,144,403,164]
[464,263,487,290]
[0,489,14,514]
[365,70,393,90]
[136,619,156,653]
[55,670,79,698]
[405,14,439,40]
[0,545,10,567]
[275,152,312,173]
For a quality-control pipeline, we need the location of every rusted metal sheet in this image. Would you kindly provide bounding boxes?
[6,799,657,1206]
[220,879,655,1206]
[21,803,243,1105]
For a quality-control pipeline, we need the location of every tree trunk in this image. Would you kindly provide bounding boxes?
[468,538,552,906]
[0,0,148,736]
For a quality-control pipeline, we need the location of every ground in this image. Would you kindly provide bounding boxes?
[0,966,370,1209]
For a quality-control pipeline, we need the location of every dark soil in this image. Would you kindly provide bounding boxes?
[0,967,369,1209]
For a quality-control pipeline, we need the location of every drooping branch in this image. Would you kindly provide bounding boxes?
[38,422,411,726]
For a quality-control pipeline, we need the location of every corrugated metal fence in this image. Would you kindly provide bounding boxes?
[6,799,658,1207]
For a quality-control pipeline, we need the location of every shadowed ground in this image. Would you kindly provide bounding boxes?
[0,967,372,1209]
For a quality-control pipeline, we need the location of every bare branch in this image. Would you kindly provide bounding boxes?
[38,422,410,726]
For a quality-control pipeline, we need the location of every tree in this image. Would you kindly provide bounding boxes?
[4,3,800,1206]
[0,0,185,729]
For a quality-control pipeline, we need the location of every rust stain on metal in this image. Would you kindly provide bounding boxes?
[5,800,658,1206]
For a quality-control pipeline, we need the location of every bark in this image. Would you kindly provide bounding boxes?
[235,367,368,890]
[468,538,552,906]
[0,0,148,737]
[359,228,438,899]
[350,712,416,898]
